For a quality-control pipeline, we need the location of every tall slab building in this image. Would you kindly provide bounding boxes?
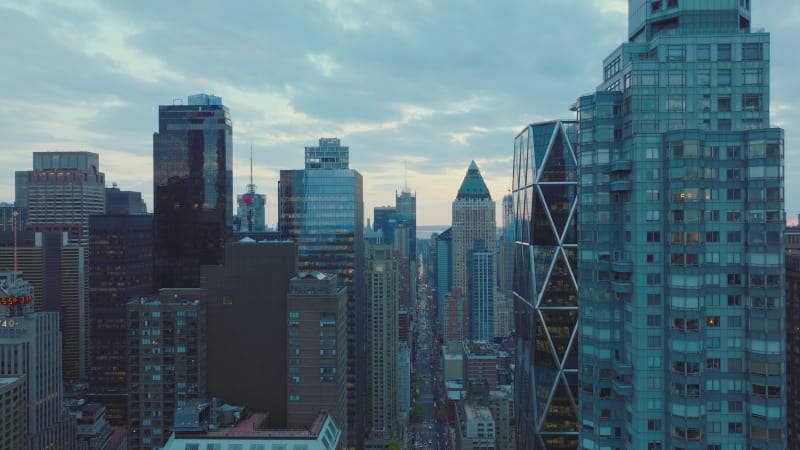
[153,93,232,290]
[512,121,579,449]
[278,138,364,448]
[451,161,496,341]
[575,1,785,449]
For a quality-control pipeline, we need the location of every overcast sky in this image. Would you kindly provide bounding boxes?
[2,0,799,227]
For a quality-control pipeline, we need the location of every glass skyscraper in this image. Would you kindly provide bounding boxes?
[152,94,232,290]
[576,1,785,449]
[278,138,364,449]
[512,120,579,449]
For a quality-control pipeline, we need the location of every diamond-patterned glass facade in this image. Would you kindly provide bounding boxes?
[513,121,579,449]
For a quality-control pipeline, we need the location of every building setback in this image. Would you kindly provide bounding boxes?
[152,93,232,290]
[575,1,785,449]
[201,239,297,428]
[286,271,347,445]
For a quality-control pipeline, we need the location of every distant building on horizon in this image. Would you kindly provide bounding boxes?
[152,93,232,290]
[105,184,147,215]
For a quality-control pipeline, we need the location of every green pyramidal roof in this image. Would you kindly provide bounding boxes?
[456,160,492,200]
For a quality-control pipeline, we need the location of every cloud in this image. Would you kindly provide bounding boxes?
[1,0,799,226]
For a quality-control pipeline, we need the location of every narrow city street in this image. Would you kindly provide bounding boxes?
[410,258,448,450]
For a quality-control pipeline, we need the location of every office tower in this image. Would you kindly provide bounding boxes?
[0,271,76,449]
[373,206,397,245]
[0,230,87,381]
[452,161,495,339]
[398,342,411,416]
[0,202,27,232]
[15,151,105,245]
[396,189,417,257]
[435,227,452,321]
[444,292,467,344]
[286,272,348,442]
[468,239,495,341]
[67,402,114,450]
[455,402,496,450]
[576,2,785,449]
[786,232,800,448]
[235,148,267,232]
[88,214,153,425]
[201,240,297,427]
[153,93,233,290]
[511,120,579,449]
[127,289,207,450]
[487,389,516,450]
[498,194,514,297]
[278,137,364,447]
[364,245,400,448]
[463,341,498,392]
[0,376,27,450]
[105,183,147,215]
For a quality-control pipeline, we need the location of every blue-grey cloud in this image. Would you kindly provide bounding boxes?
[1,0,798,227]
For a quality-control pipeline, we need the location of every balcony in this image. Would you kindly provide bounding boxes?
[612,359,633,376]
[610,180,632,192]
[611,260,633,273]
[611,160,632,172]
[611,280,633,293]
[612,378,633,397]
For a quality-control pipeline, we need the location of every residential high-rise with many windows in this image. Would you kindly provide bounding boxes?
[153,94,232,290]
[512,120,579,449]
[364,245,400,448]
[576,1,785,449]
[278,138,364,448]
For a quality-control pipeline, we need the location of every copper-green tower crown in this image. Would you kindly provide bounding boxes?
[457,161,492,200]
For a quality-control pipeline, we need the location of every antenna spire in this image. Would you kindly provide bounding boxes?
[404,160,408,192]
[250,141,254,187]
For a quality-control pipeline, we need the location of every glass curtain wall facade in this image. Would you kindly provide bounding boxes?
[577,2,785,449]
[278,138,364,449]
[152,94,232,290]
[513,121,579,449]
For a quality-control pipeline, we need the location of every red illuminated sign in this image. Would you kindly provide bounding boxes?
[1,296,33,306]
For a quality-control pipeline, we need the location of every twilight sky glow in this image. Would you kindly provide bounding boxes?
[1,0,799,227]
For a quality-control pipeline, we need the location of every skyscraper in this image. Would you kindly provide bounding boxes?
[468,239,495,341]
[15,151,106,245]
[153,93,232,290]
[278,137,364,447]
[0,231,88,381]
[88,213,153,425]
[201,240,297,427]
[576,2,785,449]
[127,289,207,450]
[0,271,76,449]
[286,271,348,443]
[512,120,579,449]
[451,161,495,340]
[235,147,267,232]
[364,245,400,447]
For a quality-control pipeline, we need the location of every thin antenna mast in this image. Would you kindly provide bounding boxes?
[404,160,408,192]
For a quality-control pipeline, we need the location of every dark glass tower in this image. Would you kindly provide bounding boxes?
[512,121,579,449]
[153,94,232,290]
[88,213,153,425]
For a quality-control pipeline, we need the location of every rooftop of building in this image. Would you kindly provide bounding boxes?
[463,340,497,358]
[0,376,21,389]
[293,271,336,281]
[463,402,494,423]
[456,160,491,200]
